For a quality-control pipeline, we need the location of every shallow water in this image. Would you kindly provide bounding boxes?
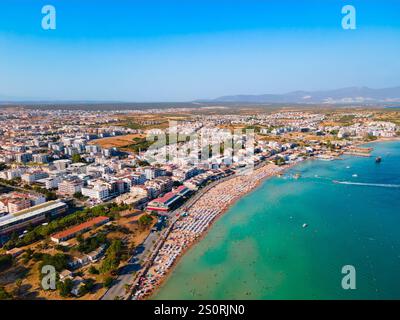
[155,141,400,299]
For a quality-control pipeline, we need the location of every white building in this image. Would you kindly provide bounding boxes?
[81,183,109,201]
[21,171,49,184]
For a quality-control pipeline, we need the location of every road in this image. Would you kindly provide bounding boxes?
[100,176,233,300]
[101,160,272,300]
[101,228,160,300]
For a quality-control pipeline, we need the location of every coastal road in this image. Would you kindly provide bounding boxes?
[102,161,271,300]
[101,177,230,300]
[101,229,160,300]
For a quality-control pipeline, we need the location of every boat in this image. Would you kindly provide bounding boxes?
[294,173,301,179]
[375,156,382,163]
[302,223,308,228]
[352,174,358,178]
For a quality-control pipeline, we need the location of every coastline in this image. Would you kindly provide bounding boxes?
[141,160,301,300]
[139,137,400,300]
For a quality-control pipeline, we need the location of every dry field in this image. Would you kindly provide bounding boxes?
[89,134,145,149]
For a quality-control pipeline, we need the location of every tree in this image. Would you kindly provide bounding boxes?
[124,284,131,294]
[57,278,73,297]
[73,192,84,200]
[100,240,123,274]
[22,249,34,264]
[0,286,12,300]
[89,266,99,275]
[71,154,82,163]
[104,276,114,288]
[0,162,7,171]
[39,253,69,273]
[79,278,95,296]
[45,191,57,200]
[274,157,286,166]
[0,254,13,273]
[13,279,23,298]
[138,214,152,228]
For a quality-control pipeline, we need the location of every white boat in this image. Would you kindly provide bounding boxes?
[302,223,308,228]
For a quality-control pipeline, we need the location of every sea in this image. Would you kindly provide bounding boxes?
[154,141,400,300]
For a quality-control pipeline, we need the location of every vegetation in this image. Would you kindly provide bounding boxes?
[0,286,12,300]
[0,254,13,273]
[89,266,99,275]
[71,154,85,163]
[77,233,108,254]
[78,278,95,296]
[136,160,150,167]
[73,192,87,200]
[0,162,7,171]
[37,253,70,273]
[126,137,154,153]
[22,248,34,264]
[100,239,124,274]
[138,214,153,228]
[125,122,144,130]
[338,115,355,126]
[329,129,339,135]
[3,203,128,250]
[57,278,73,297]
[365,133,378,141]
[13,182,57,201]
[103,276,114,288]
[274,157,286,166]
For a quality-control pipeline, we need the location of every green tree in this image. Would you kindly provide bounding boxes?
[57,278,73,297]
[0,254,13,272]
[100,240,123,274]
[71,154,82,163]
[13,279,23,297]
[103,276,114,288]
[39,253,69,273]
[89,266,99,275]
[138,214,152,228]
[0,286,12,300]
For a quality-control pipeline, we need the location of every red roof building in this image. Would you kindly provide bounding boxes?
[146,192,181,212]
[146,186,191,212]
[50,216,110,243]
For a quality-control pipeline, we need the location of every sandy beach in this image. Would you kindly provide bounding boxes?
[133,160,301,300]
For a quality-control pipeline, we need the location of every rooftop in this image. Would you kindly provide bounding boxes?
[51,216,109,240]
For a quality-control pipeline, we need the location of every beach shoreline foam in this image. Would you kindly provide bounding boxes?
[134,138,400,300]
[133,160,301,300]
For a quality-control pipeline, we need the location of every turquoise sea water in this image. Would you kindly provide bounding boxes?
[154,141,400,300]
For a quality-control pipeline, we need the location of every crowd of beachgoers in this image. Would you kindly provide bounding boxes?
[133,162,294,299]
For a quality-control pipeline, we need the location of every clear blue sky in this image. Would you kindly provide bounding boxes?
[1,0,400,101]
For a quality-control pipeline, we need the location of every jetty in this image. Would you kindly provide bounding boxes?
[343,146,372,157]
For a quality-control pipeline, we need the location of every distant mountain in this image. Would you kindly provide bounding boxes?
[208,87,400,104]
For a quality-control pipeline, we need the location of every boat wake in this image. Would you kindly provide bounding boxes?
[333,181,400,188]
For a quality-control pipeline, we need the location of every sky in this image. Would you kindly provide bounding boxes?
[1,0,400,102]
